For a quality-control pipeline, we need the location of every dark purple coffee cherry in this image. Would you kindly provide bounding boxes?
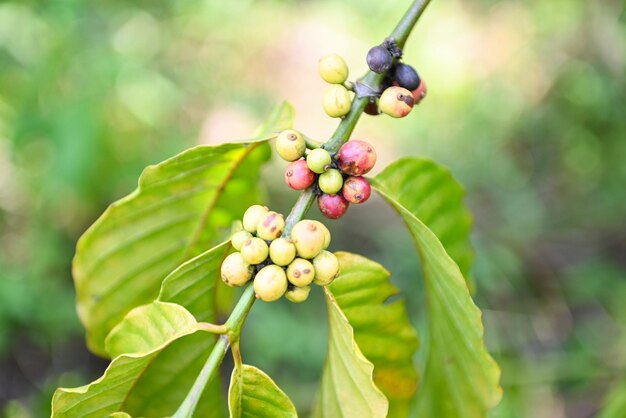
[366,45,392,73]
[392,63,421,91]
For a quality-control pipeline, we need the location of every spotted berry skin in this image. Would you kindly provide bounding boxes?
[392,63,421,91]
[337,140,377,176]
[256,211,285,241]
[220,252,253,287]
[342,176,371,204]
[318,193,349,219]
[285,160,316,190]
[286,258,315,287]
[290,220,326,259]
[411,79,427,105]
[366,45,392,73]
[380,86,414,118]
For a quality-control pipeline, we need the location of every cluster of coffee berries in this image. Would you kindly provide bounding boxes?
[318,54,352,118]
[366,40,427,118]
[221,205,340,303]
[277,131,376,219]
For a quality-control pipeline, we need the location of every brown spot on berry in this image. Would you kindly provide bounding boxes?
[293,270,301,278]
[303,269,311,274]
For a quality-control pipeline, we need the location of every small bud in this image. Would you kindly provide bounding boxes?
[318,169,344,195]
[318,193,349,219]
[285,285,311,303]
[319,54,349,84]
[337,140,377,176]
[240,237,269,265]
[242,205,269,234]
[256,211,285,241]
[221,252,253,287]
[231,230,253,251]
[306,148,332,174]
[284,160,316,190]
[286,258,315,287]
[276,129,306,162]
[342,176,371,204]
[290,220,327,259]
[323,85,352,118]
[269,237,296,266]
[411,79,427,105]
[366,45,393,73]
[254,265,288,302]
[313,250,340,286]
[379,86,414,118]
[392,63,421,91]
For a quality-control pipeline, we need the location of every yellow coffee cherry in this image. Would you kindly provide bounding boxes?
[276,129,306,162]
[286,258,315,287]
[290,220,326,259]
[269,238,296,266]
[323,85,351,118]
[254,265,288,302]
[310,220,331,249]
[256,211,285,241]
[220,252,253,287]
[319,54,349,84]
[312,250,340,286]
[231,230,253,251]
[240,237,269,265]
[285,285,311,303]
[242,205,269,234]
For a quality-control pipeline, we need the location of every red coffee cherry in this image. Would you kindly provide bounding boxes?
[411,79,427,105]
[284,160,316,190]
[337,140,377,176]
[318,193,349,219]
[342,176,371,204]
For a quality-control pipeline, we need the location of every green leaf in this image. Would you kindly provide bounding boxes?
[327,252,419,418]
[73,102,294,356]
[52,302,224,418]
[371,160,502,418]
[312,287,389,418]
[599,380,626,418]
[371,157,475,291]
[228,364,297,418]
[158,241,230,322]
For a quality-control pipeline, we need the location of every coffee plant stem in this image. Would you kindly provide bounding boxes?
[172,1,431,415]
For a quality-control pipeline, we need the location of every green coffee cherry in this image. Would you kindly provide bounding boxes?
[254,265,288,302]
[242,205,269,234]
[221,252,253,287]
[318,169,344,195]
[240,237,269,265]
[231,230,253,251]
[290,220,326,259]
[323,85,351,118]
[286,258,315,287]
[285,285,311,303]
[306,148,332,174]
[311,220,331,249]
[256,211,285,241]
[269,238,296,266]
[276,129,306,162]
[319,54,349,84]
[312,250,340,286]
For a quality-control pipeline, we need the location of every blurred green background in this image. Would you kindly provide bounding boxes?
[1,0,625,417]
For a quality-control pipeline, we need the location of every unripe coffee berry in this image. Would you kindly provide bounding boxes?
[221,252,253,287]
[342,176,371,204]
[319,54,349,84]
[411,79,427,105]
[286,258,315,287]
[366,45,393,73]
[318,193,349,219]
[323,85,351,118]
[242,205,269,234]
[240,237,269,265]
[337,140,377,176]
[269,237,296,266]
[318,169,344,195]
[256,211,285,241]
[254,265,288,302]
[313,250,340,286]
[231,230,253,251]
[392,63,421,91]
[285,285,311,303]
[306,148,332,174]
[310,220,331,249]
[276,129,306,162]
[290,220,326,259]
[379,86,414,118]
[285,160,316,190]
